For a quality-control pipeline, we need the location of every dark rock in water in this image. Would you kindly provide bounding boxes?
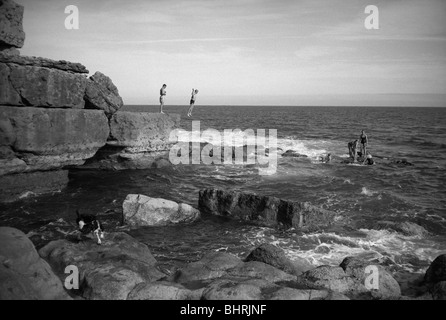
[0,0,25,49]
[0,227,70,300]
[376,221,429,237]
[39,232,165,300]
[245,243,313,276]
[122,194,200,227]
[392,159,414,166]
[282,150,308,158]
[431,281,446,300]
[151,158,172,169]
[0,170,69,203]
[84,71,124,116]
[424,254,446,284]
[339,256,401,299]
[198,188,335,231]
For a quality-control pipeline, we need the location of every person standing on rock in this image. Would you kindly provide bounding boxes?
[359,130,368,158]
[187,88,199,117]
[159,84,167,114]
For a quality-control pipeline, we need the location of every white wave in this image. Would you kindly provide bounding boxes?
[240,226,443,273]
[361,187,376,196]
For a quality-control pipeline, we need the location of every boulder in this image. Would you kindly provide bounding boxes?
[201,279,264,300]
[39,232,165,300]
[431,281,446,300]
[0,106,110,175]
[0,0,25,49]
[424,254,446,284]
[122,194,201,227]
[0,227,70,300]
[127,281,203,300]
[0,63,87,107]
[84,71,124,116]
[227,261,296,283]
[245,243,313,276]
[198,188,335,231]
[201,278,340,300]
[340,256,401,299]
[297,266,359,294]
[172,251,244,284]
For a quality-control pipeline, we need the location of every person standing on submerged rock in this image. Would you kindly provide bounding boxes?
[359,130,368,157]
[159,84,167,114]
[187,88,199,117]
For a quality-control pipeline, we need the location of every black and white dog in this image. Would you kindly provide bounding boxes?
[76,209,104,245]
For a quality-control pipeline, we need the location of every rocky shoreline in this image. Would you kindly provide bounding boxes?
[1,0,444,301]
[1,221,445,300]
[1,188,445,300]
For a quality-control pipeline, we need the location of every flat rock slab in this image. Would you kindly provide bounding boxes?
[0,62,87,107]
[108,112,180,152]
[0,106,109,174]
[0,52,89,73]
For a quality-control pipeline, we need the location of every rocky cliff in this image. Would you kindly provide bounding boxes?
[0,0,179,202]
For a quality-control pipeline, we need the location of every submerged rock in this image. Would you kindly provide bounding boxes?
[245,243,313,276]
[39,232,165,300]
[123,194,200,227]
[376,221,429,237]
[0,227,70,300]
[198,188,335,231]
[282,150,308,158]
[0,170,69,203]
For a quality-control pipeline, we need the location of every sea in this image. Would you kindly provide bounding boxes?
[1,105,445,287]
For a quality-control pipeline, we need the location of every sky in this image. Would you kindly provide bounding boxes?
[15,0,446,106]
